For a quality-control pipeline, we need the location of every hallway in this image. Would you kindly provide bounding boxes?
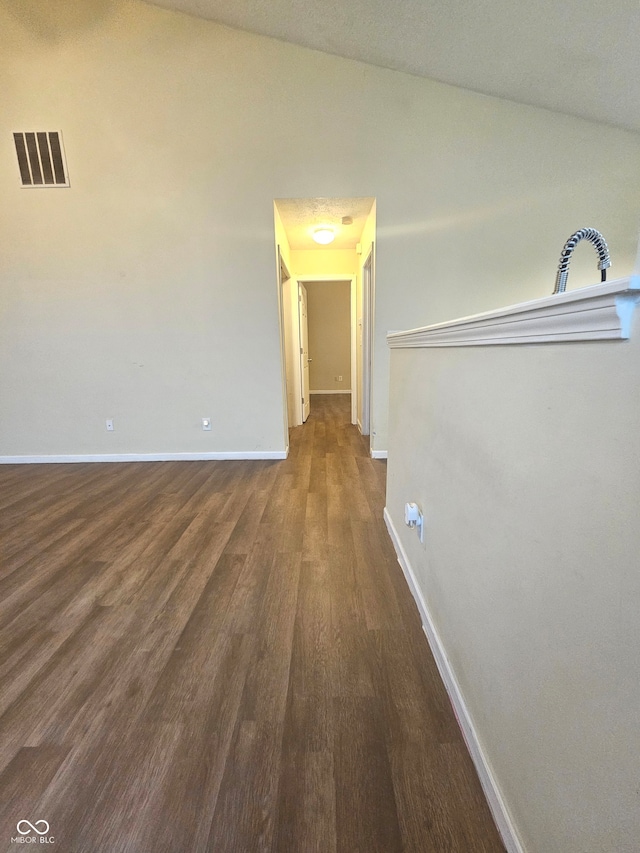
[0,395,504,852]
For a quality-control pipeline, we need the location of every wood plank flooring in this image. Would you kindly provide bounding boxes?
[0,395,505,852]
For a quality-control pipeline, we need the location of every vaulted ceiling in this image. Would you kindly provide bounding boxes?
[144,0,640,134]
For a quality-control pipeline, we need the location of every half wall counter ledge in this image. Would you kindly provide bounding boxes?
[387,275,640,349]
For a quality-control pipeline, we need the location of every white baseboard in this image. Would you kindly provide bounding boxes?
[383,507,525,853]
[371,449,388,459]
[0,450,288,464]
[309,390,352,395]
[357,419,364,434]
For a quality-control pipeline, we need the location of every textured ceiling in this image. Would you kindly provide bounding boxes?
[275,197,375,251]
[144,0,640,134]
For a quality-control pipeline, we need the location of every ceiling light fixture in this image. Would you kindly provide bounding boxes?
[312,227,335,245]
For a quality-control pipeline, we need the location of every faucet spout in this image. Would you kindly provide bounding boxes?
[553,227,611,294]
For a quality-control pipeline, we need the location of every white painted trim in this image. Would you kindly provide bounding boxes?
[0,451,288,464]
[383,507,526,853]
[310,390,352,395]
[275,239,303,429]
[350,272,358,425]
[361,248,374,435]
[293,282,304,427]
[370,449,388,459]
[276,245,293,438]
[299,281,311,423]
[387,276,640,348]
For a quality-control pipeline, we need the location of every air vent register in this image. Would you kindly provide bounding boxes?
[13,131,69,187]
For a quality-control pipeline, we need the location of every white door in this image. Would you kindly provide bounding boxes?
[299,283,311,422]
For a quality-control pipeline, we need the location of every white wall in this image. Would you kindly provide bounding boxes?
[1,0,640,458]
[290,249,358,278]
[385,314,640,852]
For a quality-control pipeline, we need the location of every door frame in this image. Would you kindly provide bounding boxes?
[276,247,293,446]
[295,275,357,426]
[360,245,374,438]
[298,282,311,423]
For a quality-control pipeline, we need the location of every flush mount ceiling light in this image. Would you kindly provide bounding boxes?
[312,227,335,245]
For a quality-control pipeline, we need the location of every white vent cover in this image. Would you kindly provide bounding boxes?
[13,131,69,187]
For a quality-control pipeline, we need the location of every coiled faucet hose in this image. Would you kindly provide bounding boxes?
[554,227,611,294]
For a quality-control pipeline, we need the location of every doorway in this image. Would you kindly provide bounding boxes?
[273,196,376,447]
[278,273,357,429]
[298,276,356,425]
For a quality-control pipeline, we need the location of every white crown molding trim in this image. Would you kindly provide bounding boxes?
[309,390,352,394]
[383,507,526,853]
[0,451,288,464]
[387,276,640,348]
[370,449,388,459]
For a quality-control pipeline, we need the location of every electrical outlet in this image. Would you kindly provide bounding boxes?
[202,418,212,431]
[404,501,425,543]
[338,375,342,382]
[106,419,114,431]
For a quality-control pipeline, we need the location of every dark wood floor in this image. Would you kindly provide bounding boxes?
[0,395,504,852]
